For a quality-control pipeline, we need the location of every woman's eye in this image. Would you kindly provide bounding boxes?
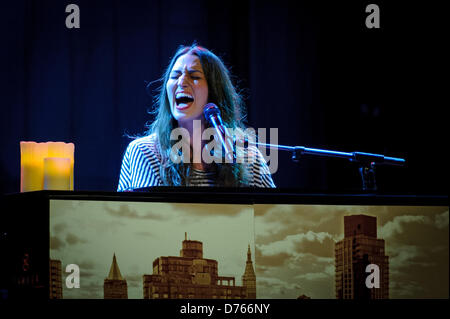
[169,73,201,81]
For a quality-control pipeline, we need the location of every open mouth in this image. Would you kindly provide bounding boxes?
[175,92,194,109]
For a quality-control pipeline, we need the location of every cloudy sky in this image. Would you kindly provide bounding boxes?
[50,200,254,299]
[254,204,448,299]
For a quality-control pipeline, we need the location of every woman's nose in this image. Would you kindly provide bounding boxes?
[177,73,188,87]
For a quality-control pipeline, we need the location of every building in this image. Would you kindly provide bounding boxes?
[49,259,63,299]
[335,214,389,299]
[104,253,128,299]
[242,244,256,298]
[143,233,252,299]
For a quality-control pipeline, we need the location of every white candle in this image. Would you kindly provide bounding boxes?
[43,157,71,190]
[47,142,75,190]
[20,142,48,192]
[20,141,75,192]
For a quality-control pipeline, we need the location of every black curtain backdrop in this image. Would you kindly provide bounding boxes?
[1,0,446,194]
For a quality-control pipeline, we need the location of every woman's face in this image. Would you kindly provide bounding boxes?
[166,53,209,125]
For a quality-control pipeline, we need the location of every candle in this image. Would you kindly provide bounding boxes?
[20,142,48,192]
[20,141,75,192]
[47,142,75,190]
[43,157,71,190]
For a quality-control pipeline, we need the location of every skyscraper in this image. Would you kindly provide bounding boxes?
[143,233,251,299]
[104,253,128,299]
[49,259,62,299]
[335,214,389,299]
[242,244,256,298]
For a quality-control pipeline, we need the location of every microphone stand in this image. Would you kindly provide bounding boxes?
[247,141,406,192]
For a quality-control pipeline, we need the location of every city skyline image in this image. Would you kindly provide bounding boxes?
[254,204,448,299]
[49,200,254,298]
[48,200,448,299]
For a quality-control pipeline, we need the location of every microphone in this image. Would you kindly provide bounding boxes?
[203,103,234,162]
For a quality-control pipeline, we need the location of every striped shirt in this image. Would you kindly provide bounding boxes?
[117,134,275,191]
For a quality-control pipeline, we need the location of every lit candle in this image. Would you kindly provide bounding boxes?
[47,142,75,190]
[20,142,48,192]
[43,157,71,190]
[20,141,75,192]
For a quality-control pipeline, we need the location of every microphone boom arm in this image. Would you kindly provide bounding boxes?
[247,141,406,192]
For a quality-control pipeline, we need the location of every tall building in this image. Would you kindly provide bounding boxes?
[104,253,128,299]
[143,233,251,299]
[49,259,63,299]
[335,215,389,299]
[242,244,256,298]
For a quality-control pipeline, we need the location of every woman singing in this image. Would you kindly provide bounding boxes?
[118,44,275,190]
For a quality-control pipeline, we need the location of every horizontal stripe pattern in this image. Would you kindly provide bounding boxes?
[117,134,276,191]
[188,169,217,187]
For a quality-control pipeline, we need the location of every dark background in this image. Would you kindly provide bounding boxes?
[0,0,446,195]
